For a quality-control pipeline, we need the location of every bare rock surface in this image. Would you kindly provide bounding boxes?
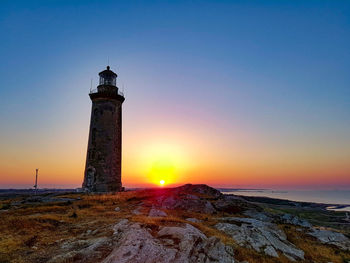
[132,206,143,215]
[48,237,111,263]
[153,186,217,214]
[146,184,258,215]
[173,184,222,198]
[309,228,350,250]
[186,218,202,223]
[103,219,235,263]
[148,207,167,217]
[158,195,215,214]
[243,210,273,222]
[213,194,260,214]
[279,214,312,228]
[103,219,176,263]
[215,217,304,261]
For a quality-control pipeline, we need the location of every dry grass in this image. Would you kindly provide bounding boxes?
[0,191,136,263]
[283,225,350,263]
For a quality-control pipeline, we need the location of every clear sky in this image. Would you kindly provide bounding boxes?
[0,0,349,189]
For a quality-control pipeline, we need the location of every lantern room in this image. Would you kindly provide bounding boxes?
[99,66,117,86]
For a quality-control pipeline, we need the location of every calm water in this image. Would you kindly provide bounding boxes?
[221,189,350,211]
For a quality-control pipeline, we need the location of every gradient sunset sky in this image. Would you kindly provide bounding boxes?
[0,0,349,189]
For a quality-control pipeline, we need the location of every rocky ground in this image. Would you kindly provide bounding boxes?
[0,184,349,263]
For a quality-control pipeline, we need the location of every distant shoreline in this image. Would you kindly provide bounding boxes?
[220,189,350,212]
[1,187,349,212]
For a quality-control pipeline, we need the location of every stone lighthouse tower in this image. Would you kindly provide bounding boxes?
[83,66,125,192]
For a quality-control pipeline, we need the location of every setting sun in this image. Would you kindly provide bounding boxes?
[132,140,192,186]
[148,158,175,186]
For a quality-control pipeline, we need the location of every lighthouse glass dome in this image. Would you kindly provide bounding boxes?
[99,66,117,86]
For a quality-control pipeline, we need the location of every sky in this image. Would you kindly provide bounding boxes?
[0,0,349,189]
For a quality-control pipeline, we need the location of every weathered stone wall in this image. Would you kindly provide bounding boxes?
[83,96,123,192]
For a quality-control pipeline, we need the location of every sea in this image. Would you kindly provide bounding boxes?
[220,189,350,212]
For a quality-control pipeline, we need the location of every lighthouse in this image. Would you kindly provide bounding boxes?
[83,66,125,192]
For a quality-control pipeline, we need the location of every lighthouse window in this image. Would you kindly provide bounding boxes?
[100,76,116,86]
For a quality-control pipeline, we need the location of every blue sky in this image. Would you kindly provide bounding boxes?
[0,0,349,188]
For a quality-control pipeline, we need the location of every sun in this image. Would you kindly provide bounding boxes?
[139,141,190,186]
[148,158,175,186]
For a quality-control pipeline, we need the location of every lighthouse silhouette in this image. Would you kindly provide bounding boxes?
[83,66,125,192]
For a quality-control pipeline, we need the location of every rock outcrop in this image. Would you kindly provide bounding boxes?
[279,214,312,228]
[215,217,304,261]
[243,209,273,222]
[158,224,234,263]
[103,219,235,263]
[149,184,259,215]
[213,195,259,214]
[152,186,217,214]
[48,237,111,263]
[309,228,350,250]
[173,184,222,198]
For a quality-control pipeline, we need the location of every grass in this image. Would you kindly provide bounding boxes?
[283,224,350,263]
[262,204,350,235]
[0,192,131,263]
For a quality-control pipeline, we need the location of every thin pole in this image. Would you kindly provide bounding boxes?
[34,169,38,195]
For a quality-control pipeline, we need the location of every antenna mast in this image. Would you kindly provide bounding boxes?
[34,168,38,195]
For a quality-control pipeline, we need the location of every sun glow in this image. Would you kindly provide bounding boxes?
[136,141,191,186]
[149,158,175,186]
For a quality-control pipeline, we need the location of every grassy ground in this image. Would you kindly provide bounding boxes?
[262,204,350,235]
[0,190,349,263]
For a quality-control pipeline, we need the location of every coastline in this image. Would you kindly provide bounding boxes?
[220,188,350,212]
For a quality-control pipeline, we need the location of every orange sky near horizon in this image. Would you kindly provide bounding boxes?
[1,118,349,189]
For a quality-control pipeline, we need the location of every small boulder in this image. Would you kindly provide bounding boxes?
[148,208,167,217]
[186,218,202,223]
[132,206,142,215]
